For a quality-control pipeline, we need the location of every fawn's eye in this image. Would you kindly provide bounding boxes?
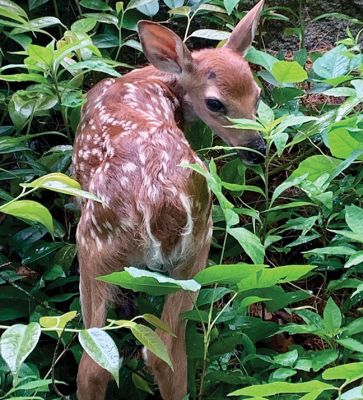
[205,98,225,112]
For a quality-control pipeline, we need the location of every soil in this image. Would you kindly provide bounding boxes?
[250,0,363,51]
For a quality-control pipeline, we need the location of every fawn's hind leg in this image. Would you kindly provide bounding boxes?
[147,243,210,400]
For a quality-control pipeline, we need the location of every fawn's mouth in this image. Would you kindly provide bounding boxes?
[237,137,266,165]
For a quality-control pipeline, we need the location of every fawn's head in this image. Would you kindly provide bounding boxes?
[138,0,265,164]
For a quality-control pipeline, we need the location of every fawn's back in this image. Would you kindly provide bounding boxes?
[73,74,211,275]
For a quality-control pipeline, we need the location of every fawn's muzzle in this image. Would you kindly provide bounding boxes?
[238,136,266,165]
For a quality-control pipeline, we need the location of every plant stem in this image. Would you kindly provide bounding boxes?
[52,71,71,141]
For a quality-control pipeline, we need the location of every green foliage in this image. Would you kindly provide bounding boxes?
[0,0,362,399]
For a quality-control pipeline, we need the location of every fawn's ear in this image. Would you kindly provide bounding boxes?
[138,21,193,74]
[224,0,264,55]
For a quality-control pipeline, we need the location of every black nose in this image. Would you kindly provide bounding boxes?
[238,137,266,165]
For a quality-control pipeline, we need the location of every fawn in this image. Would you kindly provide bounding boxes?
[73,1,265,399]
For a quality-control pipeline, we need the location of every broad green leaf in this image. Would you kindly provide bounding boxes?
[339,386,363,400]
[327,118,363,160]
[323,298,342,333]
[71,17,97,32]
[0,0,28,19]
[337,338,363,353]
[0,323,41,375]
[78,328,119,383]
[271,61,307,83]
[194,264,265,286]
[323,87,356,97]
[189,29,230,41]
[313,45,350,79]
[137,0,159,16]
[227,227,265,264]
[345,205,363,235]
[228,118,265,131]
[223,0,239,14]
[21,173,102,202]
[163,0,183,8]
[27,44,53,67]
[126,0,155,10]
[237,265,315,292]
[98,267,200,295]
[303,246,356,256]
[131,324,173,369]
[345,251,363,268]
[196,287,231,306]
[40,311,78,337]
[323,362,363,382]
[0,73,47,83]
[0,200,53,233]
[245,47,277,71]
[80,0,112,10]
[291,155,341,182]
[228,381,335,396]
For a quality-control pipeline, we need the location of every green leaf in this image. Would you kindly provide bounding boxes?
[163,0,183,8]
[126,0,156,10]
[0,323,41,375]
[323,298,342,334]
[27,44,53,68]
[291,155,341,182]
[228,381,335,396]
[21,173,102,202]
[0,200,53,233]
[132,372,153,394]
[323,87,356,97]
[141,314,175,336]
[345,251,363,269]
[224,0,239,15]
[270,174,307,206]
[0,73,47,83]
[131,324,173,369]
[71,17,97,32]
[194,264,265,286]
[237,265,315,292]
[271,61,307,83]
[189,29,231,41]
[345,205,363,235]
[80,0,112,10]
[40,311,78,337]
[137,0,159,16]
[245,47,277,71]
[98,267,200,295]
[313,45,350,79]
[78,328,119,384]
[323,362,363,382]
[227,227,265,264]
[337,338,363,353]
